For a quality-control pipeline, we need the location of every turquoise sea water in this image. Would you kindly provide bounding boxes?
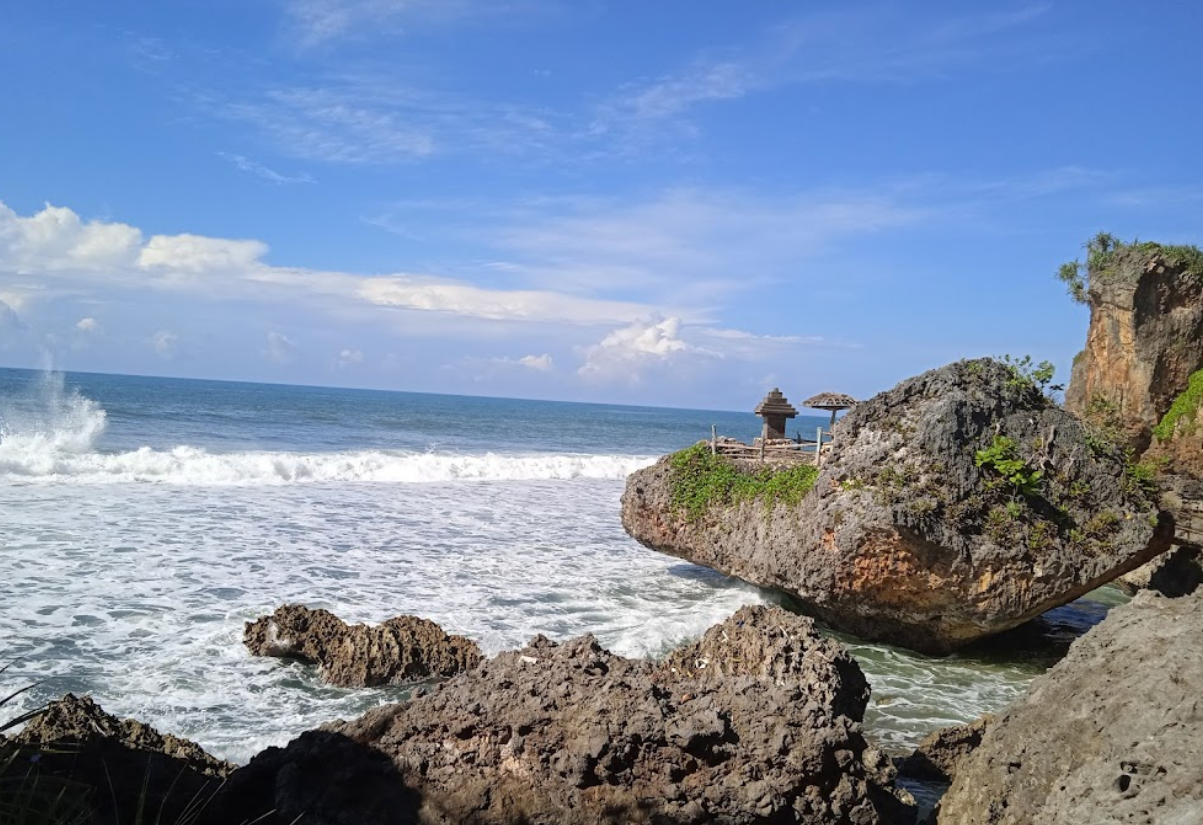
[0,366,1119,767]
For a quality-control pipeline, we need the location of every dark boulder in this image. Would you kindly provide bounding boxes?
[244,604,483,687]
[224,605,915,825]
[3,693,230,825]
[622,358,1171,653]
[938,588,1203,824]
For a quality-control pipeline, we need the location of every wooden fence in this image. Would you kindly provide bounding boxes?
[709,425,835,467]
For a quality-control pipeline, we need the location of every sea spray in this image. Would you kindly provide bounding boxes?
[0,370,107,474]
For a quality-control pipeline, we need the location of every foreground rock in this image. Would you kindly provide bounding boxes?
[897,715,993,784]
[1063,239,1203,457]
[939,589,1203,824]
[218,606,915,825]
[4,694,230,825]
[622,358,1171,653]
[245,604,483,687]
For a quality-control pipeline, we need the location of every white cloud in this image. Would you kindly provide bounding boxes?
[338,347,363,367]
[0,200,660,329]
[264,331,300,364]
[283,0,513,48]
[359,277,650,325]
[220,153,316,185]
[76,317,99,332]
[0,202,141,274]
[139,234,269,274]
[578,317,717,383]
[150,330,178,359]
[519,353,553,371]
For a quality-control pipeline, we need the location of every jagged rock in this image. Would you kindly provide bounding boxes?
[938,589,1203,824]
[244,604,483,687]
[897,715,993,784]
[1117,544,1203,597]
[223,605,916,825]
[1064,245,1203,457]
[4,694,230,825]
[622,358,1171,654]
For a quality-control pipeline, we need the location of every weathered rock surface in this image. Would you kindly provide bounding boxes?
[938,589,1203,824]
[1064,246,1203,456]
[4,694,231,825]
[221,605,916,825]
[623,358,1171,653]
[1117,544,1203,597]
[897,715,993,784]
[245,604,483,687]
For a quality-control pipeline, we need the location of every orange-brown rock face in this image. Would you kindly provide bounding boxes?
[623,359,1172,654]
[1064,251,1203,455]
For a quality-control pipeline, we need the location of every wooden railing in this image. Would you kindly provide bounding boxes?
[709,425,835,466]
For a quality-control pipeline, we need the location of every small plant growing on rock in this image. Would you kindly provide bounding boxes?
[1058,232,1203,304]
[1154,367,1203,442]
[975,436,1043,497]
[999,354,1063,400]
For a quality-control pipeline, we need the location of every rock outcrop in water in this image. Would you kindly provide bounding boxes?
[244,604,483,687]
[937,589,1203,824]
[220,606,916,825]
[1063,239,1203,458]
[897,715,994,784]
[622,358,1171,653]
[2,694,231,825]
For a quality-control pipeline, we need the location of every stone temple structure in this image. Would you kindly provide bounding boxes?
[754,388,798,440]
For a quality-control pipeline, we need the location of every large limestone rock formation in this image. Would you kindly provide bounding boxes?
[217,606,916,825]
[244,604,483,687]
[1064,242,1203,457]
[622,358,1171,653]
[938,589,1203,824]
[3,694,231,825]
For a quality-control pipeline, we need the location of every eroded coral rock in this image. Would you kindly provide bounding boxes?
[244,604,483,687]
[623,358,1171,653]
[221,605,916,825]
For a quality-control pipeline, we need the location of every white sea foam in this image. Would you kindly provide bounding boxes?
[0,442,656,485]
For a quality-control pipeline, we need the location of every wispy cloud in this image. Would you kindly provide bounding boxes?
[220,153,316,185]
[592,5,1054,143]
[282,0,540,48]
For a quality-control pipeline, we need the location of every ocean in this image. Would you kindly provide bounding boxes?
[0,367,1123,768]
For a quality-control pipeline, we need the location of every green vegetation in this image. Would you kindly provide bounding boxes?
[1154,367,1203,442]
[975,435,1043,497]
[668,443,819,520]
[998,354,1063,398]
[1058,232,1203,304]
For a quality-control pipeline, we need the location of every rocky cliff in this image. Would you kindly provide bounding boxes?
[1063,237,1203,457]
[623,358,1171,653]
[937,588,1203,824]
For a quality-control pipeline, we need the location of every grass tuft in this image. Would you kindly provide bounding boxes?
[668,443,819,520]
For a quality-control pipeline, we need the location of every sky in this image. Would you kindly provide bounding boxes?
[1,1,1201,410]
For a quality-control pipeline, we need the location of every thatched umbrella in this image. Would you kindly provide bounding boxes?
[803,392,857,428]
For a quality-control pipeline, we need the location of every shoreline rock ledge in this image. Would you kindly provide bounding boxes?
[220,606,916,824]
[622,358,1173,654]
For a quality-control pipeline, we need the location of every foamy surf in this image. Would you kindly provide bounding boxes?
[0,445,658,484]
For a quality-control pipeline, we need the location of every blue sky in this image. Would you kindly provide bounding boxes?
[1,1,1201,409]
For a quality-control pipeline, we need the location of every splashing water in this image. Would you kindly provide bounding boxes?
[0,371,108,474]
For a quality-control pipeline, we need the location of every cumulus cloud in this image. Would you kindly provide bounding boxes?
[0,200,662,329]
[76,317,100,332]
[150,330,178,359]
[519,353,553,371]
[0,202,141,273]
[578,317,716,382]
[264,331,300,364]
[338,348,363,367]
